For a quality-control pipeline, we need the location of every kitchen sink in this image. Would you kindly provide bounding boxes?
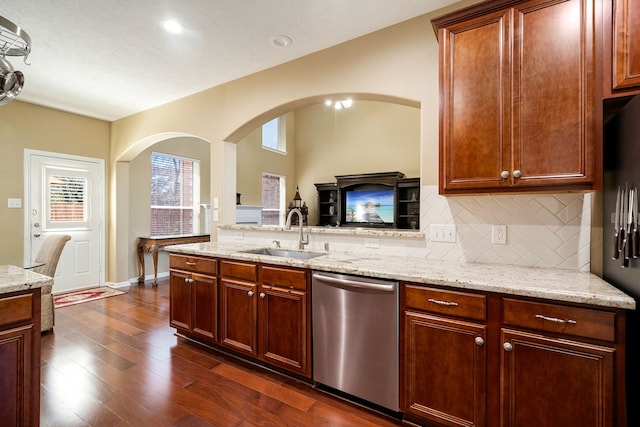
[240,247,325,260]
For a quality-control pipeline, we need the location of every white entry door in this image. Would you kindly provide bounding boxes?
[25,150,104,293]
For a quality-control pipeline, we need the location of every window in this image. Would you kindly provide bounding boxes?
[261,173,285,225]
[48,174,88,226]
[150,152,200,236]
[262,116,286,153]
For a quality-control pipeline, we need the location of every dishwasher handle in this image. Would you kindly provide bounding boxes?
[313,273,396,292]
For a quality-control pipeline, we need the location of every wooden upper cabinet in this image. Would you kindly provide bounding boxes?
[438,9,511,192]
[434,0,599,194]
[612,0,640,91]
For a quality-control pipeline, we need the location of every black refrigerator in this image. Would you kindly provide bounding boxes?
[603,94,640,427]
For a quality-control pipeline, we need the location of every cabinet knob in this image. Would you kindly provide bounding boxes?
[501,170,510,179]
[260,292,266,299]
[503,342,513,352]
[513,170,522,178]
[475,337,484,346]
[248,290,254,297]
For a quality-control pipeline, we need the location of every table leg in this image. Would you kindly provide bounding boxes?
[137,241,145,284]
[151,246,159,287]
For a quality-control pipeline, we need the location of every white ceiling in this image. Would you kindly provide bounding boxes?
[0,0,459,121]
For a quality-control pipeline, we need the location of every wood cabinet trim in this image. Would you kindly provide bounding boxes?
[502,297,617,342]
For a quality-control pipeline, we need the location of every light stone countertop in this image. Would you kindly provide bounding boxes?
[165,242,636,310]
[0,265,53,295]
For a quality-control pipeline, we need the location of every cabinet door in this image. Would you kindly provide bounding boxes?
[219,280,257,356]
[439,9,511,192]
[169,270,192,331]
[258,286,310,377]
[501,329,614,427]
[0,324,34,427]
[402,311,486,427]
[613,0,640,90]
[192,272,217,341]
[511,0,595,188]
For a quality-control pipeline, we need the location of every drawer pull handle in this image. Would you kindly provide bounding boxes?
[185,261,197,266]
[535,314,577,325]
[428,298,459,307]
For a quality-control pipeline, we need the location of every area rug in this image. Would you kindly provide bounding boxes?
[54,286,127,308]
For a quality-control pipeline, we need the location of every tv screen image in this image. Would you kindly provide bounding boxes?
[345,189,394,224]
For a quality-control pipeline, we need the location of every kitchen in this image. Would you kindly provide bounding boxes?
[1,0,639,426]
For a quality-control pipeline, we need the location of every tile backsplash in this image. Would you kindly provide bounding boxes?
[219,185,591,271]
[421,185,591,271]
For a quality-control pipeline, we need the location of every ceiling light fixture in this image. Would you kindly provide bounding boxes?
[269,35,292,48]
[325,98,353,110]
[160,19,183,34]
[0,15,31,106]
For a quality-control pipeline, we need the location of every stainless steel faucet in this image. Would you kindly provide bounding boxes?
[285,208,309,250]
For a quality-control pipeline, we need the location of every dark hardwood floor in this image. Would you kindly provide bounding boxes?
[40,279,401,426]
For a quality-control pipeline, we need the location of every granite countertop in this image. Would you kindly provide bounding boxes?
[165,242,636,310]
[0,265,53,295]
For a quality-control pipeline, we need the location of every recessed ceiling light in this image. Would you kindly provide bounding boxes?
[160,19,183,34]
[269,35,292,48]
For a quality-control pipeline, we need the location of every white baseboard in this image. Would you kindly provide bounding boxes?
[126,271,169,286]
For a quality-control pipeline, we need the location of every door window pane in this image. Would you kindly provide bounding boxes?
[49,175,87,223]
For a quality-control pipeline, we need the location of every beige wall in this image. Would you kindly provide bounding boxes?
[236,102,419,226]
[109,11,445,282]
[294,101,420,225]
[128,137,211,278]
[237,112,296,207]
[0,100,110,259]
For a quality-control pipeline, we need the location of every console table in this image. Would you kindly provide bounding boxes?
[137,235,210,286]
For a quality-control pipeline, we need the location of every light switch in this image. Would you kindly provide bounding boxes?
[213,210,219,221]
[7,198,21,208]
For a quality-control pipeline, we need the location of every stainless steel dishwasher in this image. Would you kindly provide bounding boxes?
[312,271,399,412]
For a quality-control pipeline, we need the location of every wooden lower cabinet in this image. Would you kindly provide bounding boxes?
[501,329,614,427]
[259,265,310,377]
[220,278,257,356]
[0,289,41,427]
[403,311,486,427]
[170,255,311,379]
[402,284,487,427]
[401,283,625,427]
[169,255,218,341]
[219,260,311,377]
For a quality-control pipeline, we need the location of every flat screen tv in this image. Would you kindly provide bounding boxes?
[344,188,395,226]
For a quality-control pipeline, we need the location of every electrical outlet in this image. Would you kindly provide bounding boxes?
[492,225,507,244]
[7,198,21,208]
[364,238,380,249]
[430,224,457,243]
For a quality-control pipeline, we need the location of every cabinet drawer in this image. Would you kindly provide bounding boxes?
[0,293,33,327]
[170,255,217,275]
[261,266,307,291]
[502,298,616,342]
[404,284,486,322]
[221,260,257,282]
